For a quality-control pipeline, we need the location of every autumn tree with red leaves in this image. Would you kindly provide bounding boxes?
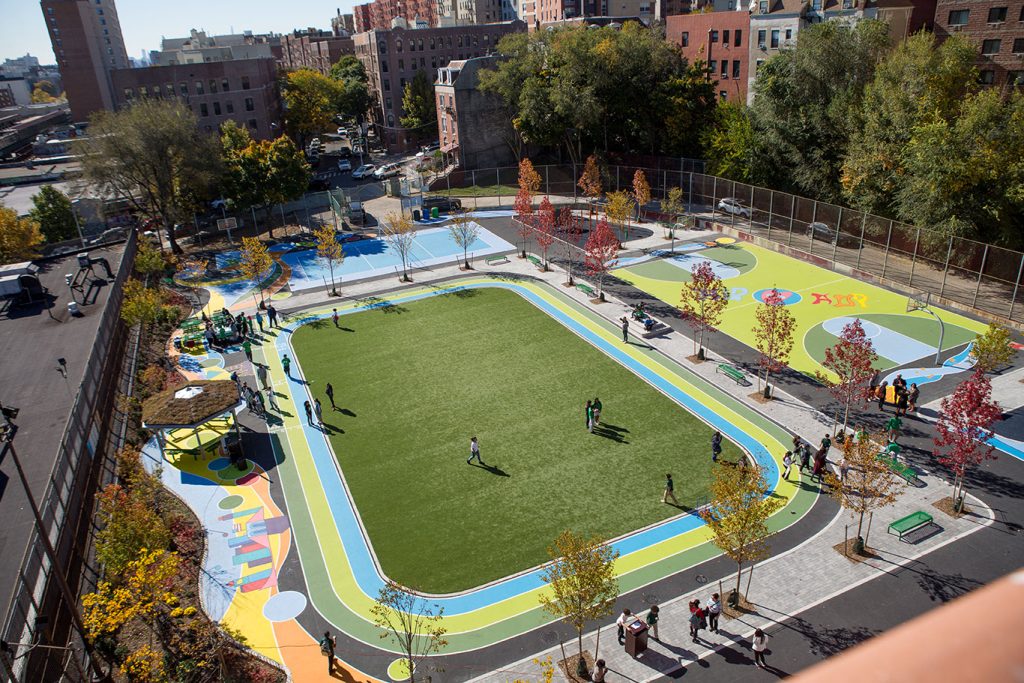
[535,197,556,270]
[515,158,542,258]
[632,169,651,222]
[752,288,796,399]
[821,318,878,434]
[558,207,582,285]
[584,218,619,300]
[578,155,603,228]
[933,369,1002,512]
[679,261,728,360]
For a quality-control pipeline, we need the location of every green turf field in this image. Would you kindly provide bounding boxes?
[290,288,737,593]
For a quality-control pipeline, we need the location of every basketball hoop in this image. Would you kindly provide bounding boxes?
[906,291,930,313]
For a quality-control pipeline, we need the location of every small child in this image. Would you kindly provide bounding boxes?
[646,604,660,640]
[782,451,793,480]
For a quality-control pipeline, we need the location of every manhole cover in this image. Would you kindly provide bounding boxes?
[642,593,659,605]
[695,574,708,584]
[541,630,560,645]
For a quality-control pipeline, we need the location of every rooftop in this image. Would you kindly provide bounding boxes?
[143,381,240,429]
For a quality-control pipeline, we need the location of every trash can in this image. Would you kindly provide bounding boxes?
[624,619,648,657]
[431,206,439,219]
[412,209,421,221]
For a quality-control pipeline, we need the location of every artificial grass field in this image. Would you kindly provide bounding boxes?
[290,287,740,593]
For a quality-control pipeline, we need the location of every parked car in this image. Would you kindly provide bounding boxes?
[352,164,376,179]
[717,197,751,218]
[337,127,348,136]
[373,163,402,179]
[421,196,463,213]
[348,201,365,224]
[421,141,440,154]
[308,178,330,192]
[806,221,859,247]
[337,146,353,158]
[337,159,352,172]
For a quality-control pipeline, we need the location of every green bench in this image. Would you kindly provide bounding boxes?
[485,254,510,266]
[887,510,934,540]
[527,255,543,268]
[716,363,745,384]
[576,283,595,296]
[877,453,919,484]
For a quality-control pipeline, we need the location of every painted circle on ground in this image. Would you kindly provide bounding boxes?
[218,494,244,510]
[753,288,802,305]
[715,237,736,245]
[822,317,883,340]
[208,457,231,471]
[387,658,413,681]
[217,459,254,481]
[262,591,308,622]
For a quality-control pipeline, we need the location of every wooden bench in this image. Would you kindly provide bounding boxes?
[887,510,934,541]
[576,283,595,296]
[527,255,543,268]
[877,453,919,484]
[716,363,745,384]
[485,255,510,266]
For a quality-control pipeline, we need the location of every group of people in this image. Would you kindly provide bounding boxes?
[780,433,833,482]
[584,398,604,432]
[630,303,658,333]
[871,373,919,417]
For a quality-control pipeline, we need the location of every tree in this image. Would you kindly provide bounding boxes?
[0,205,44,263]
[538,530,619,678]
[632,169,651,223]
[93,482,171,578]
[821,318,878,433]
[314,224,344,295]
[83,548,180,640]
[661,186,685,239]
[518,157,542,196]
[370,580,447,683]
[330,55,372,120]
[28,185,77,243]
[934,370,1003,512]
[558,207,582,285]
[222,132,310,238]
[584,219,619,300]
[605,190,634,242]
[447,210,479,269]
[535,197,556,270]
[77,99,220,253]
[971,322,1016,373]
[702,102,754,182]
[120,279,165,327]
[824,431,906,550]
[578,155,603,227]
[239,237,273,308]
[400,70,438,140]
[678,261,728,360]
[134,239,167,282]
[752,288,796,398]
[513,188,534,259]
[700,462,783,603]
[282,69,343,146]
[382,211,416,281]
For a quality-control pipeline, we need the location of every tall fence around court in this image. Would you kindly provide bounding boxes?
[1,232,138,682]
[432,164,1024,327]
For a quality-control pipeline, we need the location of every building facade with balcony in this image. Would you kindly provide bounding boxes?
[935,0,1024,88]
[666,11,751,102]
[435,55,517,168]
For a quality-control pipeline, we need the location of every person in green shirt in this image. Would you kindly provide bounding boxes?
[646,604,660,640]
[282,354,291,377]
[886,415,902,443]
[242,339,252,363]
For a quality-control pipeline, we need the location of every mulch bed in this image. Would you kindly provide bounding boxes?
[934,496,970,518]
[556,650,596,682]
[832,538,881,563]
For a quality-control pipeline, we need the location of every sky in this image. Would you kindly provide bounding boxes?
[0,0,354,64]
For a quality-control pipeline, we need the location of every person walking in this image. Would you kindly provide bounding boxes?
[907,383,920,412]
[818,433,832,459]
[242,339,253,363]
[752,628,769,668]
[304,400,314,426]
[257,364,269,391]
[591,659,608,683]
[266,387,279,413]
[616,609,633,644]
[689,600,706,643]
[267,303,278,328]
[314,398,324,427]
[886,414,902,443]
[332,308,340,328]
[839,454,849,483]
[320,631,337,675]
[896,389,909,417]
[592,397,602,426]
[877,380,889,411]
[711,431,723,462]
[646,605,660,641]
[467,436,483,465]
[253,389,266,418]
[255,310,265,333]
[799,442,812,474]
[585,400,593,433]
[662,474,679,505]
[282,354,291,377]
[326,382,336,410]
[782,451,793,480]
[707,593,722,634]
[620,316,629,343]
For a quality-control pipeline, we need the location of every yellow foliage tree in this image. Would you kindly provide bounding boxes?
[314,224,344,295]
[632,169,651,223]
[661,186,685,238]
[0,205,44,264]
[971,322,1016,373]
[381,211,416,281]
[825,431,906,549]
[119,644,167,683]
[577,155,603,227]
[240,236,273,307]
[518,157,542,197]
[121,279,165,327]
[605,190,635,242]
[700,462,784,602]
[82,549,180,641]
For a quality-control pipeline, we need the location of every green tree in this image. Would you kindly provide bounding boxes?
[29,185,78,243]
[0,205,44,264]
[400,70,438,140]
[330,55,372,120]
[972,322,1017,373]
[134,239,167,281]
[703,102,754,182]
[538,530,619,677]
[282,68,343,145]
[661,186,685,238]
[120,279,164,327]
[76,99,221,254]
[221,132,310,238]
[370,581,447,683]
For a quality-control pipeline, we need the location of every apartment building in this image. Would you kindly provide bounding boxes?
[435,55,517,168]
[438,0,508,25]
[149,30,279,66]
[520,0,652,30]
[354,21,525,152]
[353,0,439,33]
[934,0,1024,88]
[666,11,751,102]
[40,0,130,122]
[280,29,355,75]
[332,9,357,35]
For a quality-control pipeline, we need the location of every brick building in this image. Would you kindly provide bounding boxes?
[435,56,517,168]
[874,0,937,43]
[40,0,131,122]
[353,0,439,33]
[280,29,355,75]
[666,11,751,102]
[520,0,652,27]
[332,9,357,35]
[110,57,282,139]
[354,21,525,152]
[934,0,1024,89]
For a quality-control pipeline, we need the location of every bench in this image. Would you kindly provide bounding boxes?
[485,255,510,266]
[887,510,934,541]
[716,363,745,384]
[576,283,595,296]
[877,453,919,484]
[527,255,543,268]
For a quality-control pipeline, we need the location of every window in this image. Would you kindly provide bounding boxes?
[398,59,404,71]
[756,58,765,72]
[179,81,188,96]
[784,28,792,40]
[396,39,403,52]
[735,29,742,46]
[723,30,730,45]
[225,100,234,113]
[709,60,717,72]
[248,119,257,130]
[947,9,969,25]
[430,37,436,49]
[383,79,391,91]
[719,90,728,100]
[1009,71,1024,86]
[222,78,229,92]
[720,61,728,77]
[386,97,392,110]
[842,0,852,7]
[979,69,995,84]
[771,29,780,48]
[244,97,254,111]
[100,18,105,24]
[47,6,53,14]
[418,39,424,50]
[382,61,388,73]
[213,101,221,115]
[758,29,766,48]
[199,102,209,116]
[195,80,204,95]
[400,77,406,88]
[378,41,387,54]
[105,37,110,44]
[165,83,173,96]
[982,39,1001,54]
[758,0,767,12]
[710,30,719,43]
[1020,6,1024,21]
[1013,38,1024,53]
[107,47,113,55]
[681,32,689,47]
[209,79,218,94]
[96,7,103,14]
[139,85,149,98]
[123,87,134,100]
[987,6,1006,22]
[241,76,250,90]
[733,60,741,78]
[420,57,425,67]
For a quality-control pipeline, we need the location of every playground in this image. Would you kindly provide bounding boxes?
[613,240,988,382]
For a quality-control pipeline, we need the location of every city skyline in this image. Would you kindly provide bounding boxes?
[0,0,356,64]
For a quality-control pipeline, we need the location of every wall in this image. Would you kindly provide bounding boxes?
[666,11,751,103]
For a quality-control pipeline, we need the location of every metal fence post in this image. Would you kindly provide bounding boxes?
[545,165,550,196]
[766,191,774,241]
[972,244,990,308]
[616,165,620,192]
[938,235,954,297]
[687,172,693,215]
[1008,252,1024,321]
[730,180,737,227]
[908,227,921,287]
[831,206,842,266]
[788,195,795,246]
[880,220,893,279]
[856,214,867,270]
